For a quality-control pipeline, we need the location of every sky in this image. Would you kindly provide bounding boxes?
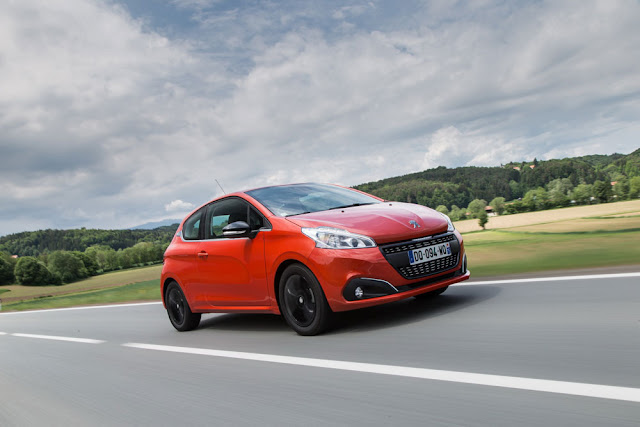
[1,0,640,235]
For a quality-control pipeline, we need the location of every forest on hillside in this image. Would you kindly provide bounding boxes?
[355,149,640,220]
[0,225,178,258]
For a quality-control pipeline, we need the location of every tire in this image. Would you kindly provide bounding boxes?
[279,264,332,336]
[165,281,201,331]
[414,285,448,300]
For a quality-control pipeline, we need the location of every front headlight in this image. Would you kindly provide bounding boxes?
[301,227,376,249]
[441,213,455,232]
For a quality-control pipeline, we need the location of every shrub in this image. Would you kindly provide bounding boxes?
[14,257,60,286]
[0,257,15,285]
[48,251,89,283]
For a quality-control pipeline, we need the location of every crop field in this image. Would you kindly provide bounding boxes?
[454,199,640,233]
[461,200,640,277]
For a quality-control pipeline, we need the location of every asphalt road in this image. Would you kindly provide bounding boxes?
[1,271,639,426]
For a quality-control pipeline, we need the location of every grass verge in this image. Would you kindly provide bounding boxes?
[2,279,160,312]
[464,230,640,277]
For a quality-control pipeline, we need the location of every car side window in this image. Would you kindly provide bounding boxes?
[249,207,265,231]
[182,207,204,240]
[206,198,249,239]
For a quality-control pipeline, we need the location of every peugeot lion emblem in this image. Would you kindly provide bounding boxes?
[409,220,420,228]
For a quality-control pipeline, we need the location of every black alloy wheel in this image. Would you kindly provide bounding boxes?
[165,281,201,331]
[279,264,332,336]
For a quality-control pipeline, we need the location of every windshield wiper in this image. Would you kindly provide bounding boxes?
[285,211,312,217]
[329,202,375,210]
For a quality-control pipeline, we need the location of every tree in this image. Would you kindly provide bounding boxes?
[435,205,449,215]
[449,205,464,221]
[612,178,630,200]
[489,197,506,215]
[73,251,98,275]
[467,199,487,219]
[0,257,15,285]
[504,201,521,215]
[546,178,572,207]
[509,180,523,200]
[48,251,88,283]
[478,210,489,229]
[629,176,640,199]
[593,180,612,203]
[570,184,593,205]
[523,187,550,211]
[14,257,60,286]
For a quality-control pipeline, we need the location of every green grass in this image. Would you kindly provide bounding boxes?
[0,289,9,296]
[464,229,640,277]
[2,279,160,312]
[0,264,162,301]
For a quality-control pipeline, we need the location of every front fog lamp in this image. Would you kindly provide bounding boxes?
[354,287,364,299]
[301,227,376,249]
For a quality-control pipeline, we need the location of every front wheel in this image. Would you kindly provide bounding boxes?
[165,281,201,331]
[279,264,333,336]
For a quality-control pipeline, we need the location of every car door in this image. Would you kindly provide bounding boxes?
[195,197,270,308]
[170,205,209,310]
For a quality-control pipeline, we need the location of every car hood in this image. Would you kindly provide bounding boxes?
[285,202,449,244]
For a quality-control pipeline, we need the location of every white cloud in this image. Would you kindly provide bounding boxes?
[165,200,195,213]
[1,0,640,235]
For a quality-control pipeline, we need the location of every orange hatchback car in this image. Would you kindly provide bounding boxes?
[161,183,470,335]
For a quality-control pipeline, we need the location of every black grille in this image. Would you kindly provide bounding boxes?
[381,233,456,255]
[380,233,460,280]
[397,253,459,279]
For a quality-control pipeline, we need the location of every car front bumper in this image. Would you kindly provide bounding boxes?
[306,231,470,312]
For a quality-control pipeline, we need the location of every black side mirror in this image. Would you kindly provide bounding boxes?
[222,221,253,238]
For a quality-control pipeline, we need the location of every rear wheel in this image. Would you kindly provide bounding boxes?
[165,281,201,331]
[415,285,448,300]
[279,264,332,336]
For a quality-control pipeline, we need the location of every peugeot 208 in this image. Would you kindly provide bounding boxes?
[161,183,470,335]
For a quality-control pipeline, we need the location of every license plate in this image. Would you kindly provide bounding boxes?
[408,242,451,265]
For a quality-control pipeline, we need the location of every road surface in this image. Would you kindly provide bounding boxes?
[1,271,639,426]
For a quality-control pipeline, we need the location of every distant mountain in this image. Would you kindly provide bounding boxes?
[130,219,182,230]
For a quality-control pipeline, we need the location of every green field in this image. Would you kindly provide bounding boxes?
[0,264,162,301]
[464,229,640,277]
[1,279,160,311]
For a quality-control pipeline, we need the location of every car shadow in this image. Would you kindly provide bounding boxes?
[196,285,501,335]
[198,312,287,332]
[331,285,501,334]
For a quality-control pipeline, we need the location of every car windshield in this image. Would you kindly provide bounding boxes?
[246,183,381,217]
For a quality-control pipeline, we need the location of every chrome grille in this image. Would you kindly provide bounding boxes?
[380,233,460,280]
[397,253,459,279]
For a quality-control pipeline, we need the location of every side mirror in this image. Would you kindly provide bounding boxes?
[222,221,253,238]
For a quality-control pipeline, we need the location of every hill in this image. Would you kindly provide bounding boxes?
[0,225,178,257]
[355,150,640,210]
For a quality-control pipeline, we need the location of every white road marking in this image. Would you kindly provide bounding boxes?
[0,301,162,316]
[123,343,640,403]
[12,333,105,344]
[0,332,6,335]
[461,271,640,286]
